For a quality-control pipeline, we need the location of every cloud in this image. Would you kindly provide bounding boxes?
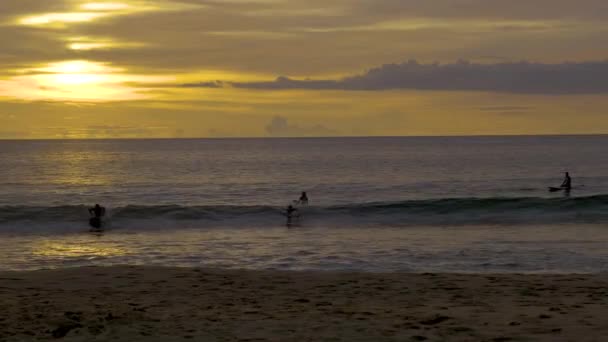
[87,125,152,136]
[181,81,225,88]
[0,1,69,18]
[1,0,607,79]
[265,116,337,137]
[173,128,185,137]
[50,125,169,138]
[0,130,30,139]
[84,125,191,138]
[478,106,534,114]
[0,113,16,120]
[205,60,608,94]
[2,0,607,77]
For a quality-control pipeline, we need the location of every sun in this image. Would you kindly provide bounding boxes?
[15,60,135,100]
[0,60,175,102]
[34,60,116,85]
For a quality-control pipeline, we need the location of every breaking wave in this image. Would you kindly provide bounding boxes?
[1,195,607,233]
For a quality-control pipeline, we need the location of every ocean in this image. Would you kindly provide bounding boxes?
[1,136,607,272]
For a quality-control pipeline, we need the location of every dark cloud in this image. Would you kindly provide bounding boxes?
[181,81,224,88]
[166,0,608,22]
[265,116,337,137]
[206,60,608,94]
[357,0,608,21]
[0,1,69,17]
[2,0,607,76]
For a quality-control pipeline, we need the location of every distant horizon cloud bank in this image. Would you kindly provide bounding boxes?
[182,59,608,94]
[265,116,337,137]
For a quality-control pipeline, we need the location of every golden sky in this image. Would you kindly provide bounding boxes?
[1,0,607,138]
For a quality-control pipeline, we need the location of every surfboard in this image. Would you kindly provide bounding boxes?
[548,187,568,192]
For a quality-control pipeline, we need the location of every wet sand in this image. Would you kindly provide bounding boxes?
[0,266,606,341]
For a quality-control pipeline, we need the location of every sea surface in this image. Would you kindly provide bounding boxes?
[1,136,607,272]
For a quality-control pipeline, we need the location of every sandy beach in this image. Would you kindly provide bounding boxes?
[0,267,606,341]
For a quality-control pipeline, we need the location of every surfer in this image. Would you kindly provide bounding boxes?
[549,172,572,193]
[285,204,298,218]
[284,204,299,226]
[298,192,309,205]
[560,172,572,191]
[88,204,106,229]
[89,204,106,218]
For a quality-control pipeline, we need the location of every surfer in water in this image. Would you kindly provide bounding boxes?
[286,204,298,218]
[561,172,572,191]
[298,192,309,205]
[284,204,298,226]
[89,204,105,218]
[88,204,106,229]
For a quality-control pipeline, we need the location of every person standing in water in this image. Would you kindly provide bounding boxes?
[88,204,106,229]
[284,204,299,226]
[286,205,298,217]
[298,192,309,205]
[89,204,106,218]
[561,172,572,190]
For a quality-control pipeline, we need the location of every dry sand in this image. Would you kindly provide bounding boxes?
[0,266,606,341]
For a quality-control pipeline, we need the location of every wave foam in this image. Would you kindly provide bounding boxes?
[1,195,607,233]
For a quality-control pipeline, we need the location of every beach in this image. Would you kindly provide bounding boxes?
[1,266,606,341]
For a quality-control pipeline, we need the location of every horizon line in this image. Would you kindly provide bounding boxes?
[1,133,608,142]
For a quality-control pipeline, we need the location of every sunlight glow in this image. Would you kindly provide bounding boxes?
[53,73,109,85]
[19,12,104,26]
[37,60,120,74]
[0,60,173,102]
[69,42,111,50]
[17,0,204,28]
[81,2,131,11]
[66,36,145,51]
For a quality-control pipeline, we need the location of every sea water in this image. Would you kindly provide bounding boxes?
[1,136,607,272]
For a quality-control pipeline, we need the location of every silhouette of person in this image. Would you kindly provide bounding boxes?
[284,204,299,226]
[89,204,106,218]
[299,192,309,205]
[286,204,298,218]
[560,172,572,190]
[88,204,106,230]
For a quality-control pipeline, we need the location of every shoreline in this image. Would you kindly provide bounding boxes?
[1,266,607,341]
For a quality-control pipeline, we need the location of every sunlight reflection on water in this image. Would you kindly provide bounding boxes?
[2,225,606,273]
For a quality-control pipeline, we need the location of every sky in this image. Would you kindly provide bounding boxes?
[0,0,607,138]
